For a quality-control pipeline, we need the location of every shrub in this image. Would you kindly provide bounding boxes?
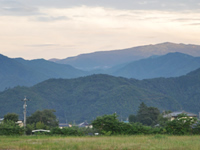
[165,114,197,135]
[0,120,24,135]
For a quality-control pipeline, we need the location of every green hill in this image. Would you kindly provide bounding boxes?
[1,68,200,123]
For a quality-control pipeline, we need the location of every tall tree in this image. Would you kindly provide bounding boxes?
[92,113,123,134]
[129,102,160,126]
[4,113,18,122]
[137,102,149,124]
[27,109,58,128]
[148,107,160,125]
[128,114,137,123]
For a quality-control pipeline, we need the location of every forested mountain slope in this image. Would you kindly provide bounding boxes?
[1,68,200,123]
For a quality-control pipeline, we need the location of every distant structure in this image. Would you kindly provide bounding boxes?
[59,123,72,129]
[21,96,30,129]
[163,110,197,121]
[78,121,92,128]
[16,120,24,127]
[32,129,50,134]
[0,118,3,124]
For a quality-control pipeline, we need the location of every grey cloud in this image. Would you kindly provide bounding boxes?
[17,0,200,11]
[2,6,38,12]
[138,1,159,5]
[0,0,40,16]
[36,16,70,22]
[0,8,41,16]
[0,0,22,6]
[0,0,199,17]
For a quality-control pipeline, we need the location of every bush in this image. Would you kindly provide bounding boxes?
[91,114,123,135]
[26,123,35,135]
[0,120,24,135]
[165,114,197,135]
[191,121,200,134]
[92,114,163,135]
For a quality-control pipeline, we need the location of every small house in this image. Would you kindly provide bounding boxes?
[16,120,24,127]
[163,110,197,121]
[59,123,72,129]
[78,121,92,128]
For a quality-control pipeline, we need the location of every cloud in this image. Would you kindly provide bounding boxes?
[173,18,200,22]
[0,5,200,59]
[0,6,39,15]
[188,23,200,26]
[1,0,200,13]
[35,16,70,22]
[26,44,60,47]
[0,0,40,16]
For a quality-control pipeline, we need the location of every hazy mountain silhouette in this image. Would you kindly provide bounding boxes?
[50,42,200,70]
[0,54,87,91]
[110,52,200,79]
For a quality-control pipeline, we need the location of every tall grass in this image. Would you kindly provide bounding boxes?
[0,135,200,150]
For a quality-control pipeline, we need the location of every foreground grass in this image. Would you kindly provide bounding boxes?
[0,135,200,150]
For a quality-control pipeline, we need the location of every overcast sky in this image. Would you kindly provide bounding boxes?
[0,0,200,59]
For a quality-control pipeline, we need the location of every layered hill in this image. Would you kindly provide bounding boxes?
[2,42,200,91]
[0,54,87,91]
[110,52,200,79]
[51,42,200,70]
[1,68,200,123]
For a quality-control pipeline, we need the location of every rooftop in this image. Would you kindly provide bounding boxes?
[163,111,197,118]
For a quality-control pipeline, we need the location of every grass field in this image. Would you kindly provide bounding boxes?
[0,135,200,150]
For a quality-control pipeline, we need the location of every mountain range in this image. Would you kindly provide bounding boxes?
[109,52,200,79]
[0,54,87,91]
[1,42,200,123]
[0,68,200,123]
[50,42,200,70]
[1,42,200,91]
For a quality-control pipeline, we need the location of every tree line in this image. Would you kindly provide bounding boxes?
[1,102,200,135]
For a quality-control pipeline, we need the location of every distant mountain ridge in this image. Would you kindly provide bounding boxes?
[1,42,200,91]
[1,68,200,122]
[50,42,200,70]
[110,52,200,79]
[0,54,87,91]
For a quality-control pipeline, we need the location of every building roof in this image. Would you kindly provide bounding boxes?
[59,123,71,127]
[32,129,50,133]
[16,120,23,124]
[78,121,89,127]
[163,111,197,118]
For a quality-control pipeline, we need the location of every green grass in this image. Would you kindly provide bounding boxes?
[0,135,200,150]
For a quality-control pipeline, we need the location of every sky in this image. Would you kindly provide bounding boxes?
[0,0,200,59]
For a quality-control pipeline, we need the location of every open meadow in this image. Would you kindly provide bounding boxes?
[0,135,200,150]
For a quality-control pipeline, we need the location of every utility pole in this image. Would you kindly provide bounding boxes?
[21,96,30,129]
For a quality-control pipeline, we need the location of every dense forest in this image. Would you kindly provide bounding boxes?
[0,68,200,123]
